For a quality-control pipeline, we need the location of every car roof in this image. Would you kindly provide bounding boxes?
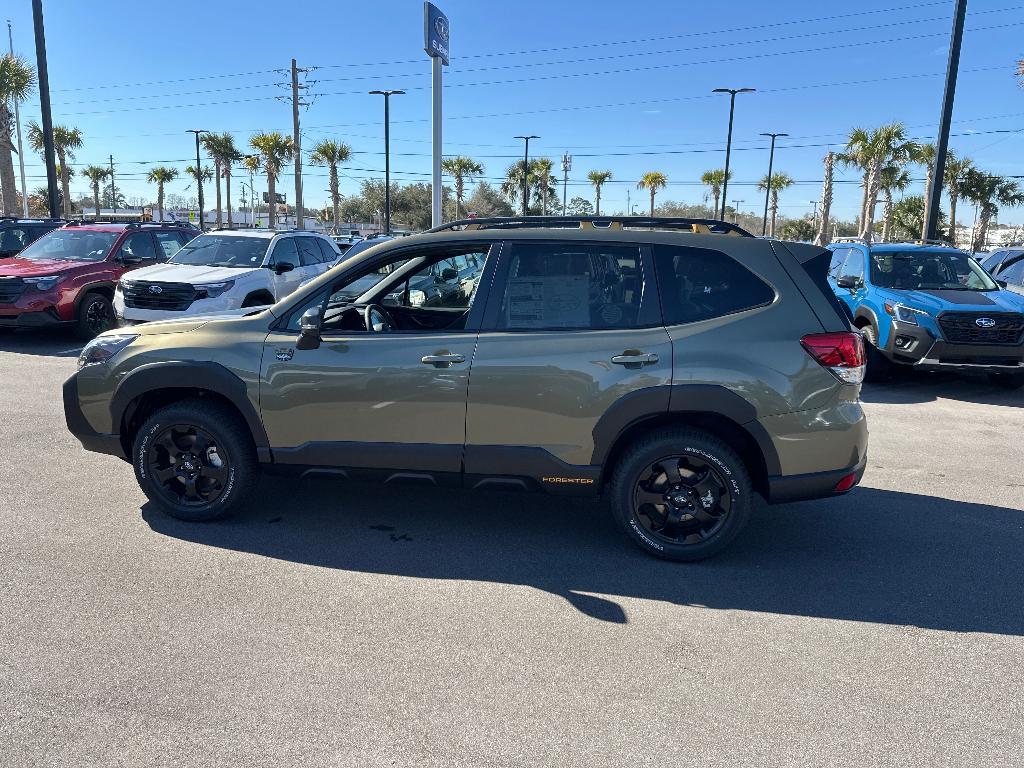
[58,223,191,233]
[200,228,330,239]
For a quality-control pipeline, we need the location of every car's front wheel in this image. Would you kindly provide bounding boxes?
[132,399,259,522]
[860,325,892,382]
[74,292,115,340]
[609,429,753,561]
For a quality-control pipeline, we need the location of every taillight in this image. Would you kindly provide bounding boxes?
[800,332,866,385]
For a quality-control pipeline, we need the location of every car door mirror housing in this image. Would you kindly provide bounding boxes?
[274,262,295,275]
[119,253,144,265]
[296,307,322,350]
[997,279,1008,289]
[836,275,861,289]
[441,267,458,282]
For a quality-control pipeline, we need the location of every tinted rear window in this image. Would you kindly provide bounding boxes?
[653,245,775,325]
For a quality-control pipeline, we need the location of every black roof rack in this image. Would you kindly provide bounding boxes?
[886,238,956,247]
[124,221,197,229]
[1,216,67,223]
[427,216,753,237]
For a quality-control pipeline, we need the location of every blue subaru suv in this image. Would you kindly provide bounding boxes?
[827,239,1024,388]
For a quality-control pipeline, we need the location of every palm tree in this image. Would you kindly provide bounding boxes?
[700,169,730,217]
[146,166,178,223]
[201,133,241,228]
[587,170,613,216]
[441,155,482,220]
[532,158,555,215]
[960,169,1024,251]
[81,165,109,219]
[914,142,937,239]
[637,171,668,216]
[757,172,794,237]
[814,151,836,246]
[501,161,532,211]
[842,123,918,241]
[27,121,83,217]
[943,153,973,245]
[0,54,36,216]
[249,132,294,228]
[878,165,911,242]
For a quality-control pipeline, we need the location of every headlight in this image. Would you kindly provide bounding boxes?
[196,280,235,299]
[408,289,427,307]
[78,333,139,369]
[23,275,63,291]
[885,302,930,326]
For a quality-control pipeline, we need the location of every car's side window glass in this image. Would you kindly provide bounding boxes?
[269,238,300,269]
[316,238,338,264]
[496,242,647,330]
[384,248,490,309]
[296,237,323,266]
[284,288,329,331]
[0,227,27,252]
[654,244,775,326]
[828,248,848,279]
[842,249,865,281]
[120,232,158,262]
[154,232,185,261]
[999,258,1024,285]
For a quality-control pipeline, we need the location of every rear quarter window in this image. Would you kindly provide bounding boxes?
[653,244,775,325]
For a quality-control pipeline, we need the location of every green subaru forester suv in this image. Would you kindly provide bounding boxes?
[64,217,868,561]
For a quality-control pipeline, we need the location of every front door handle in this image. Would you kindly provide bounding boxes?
[611,352,659,368]
[421,353,466,368]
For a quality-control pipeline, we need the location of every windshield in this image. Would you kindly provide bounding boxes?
[16,230,118,262]
[168,235,269,268]
[870,249,998,291]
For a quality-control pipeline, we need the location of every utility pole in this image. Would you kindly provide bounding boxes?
[713,87,755,221]
[108,154,116,213]
[810,200,819,227]
[290,59,308,229]
[731,199,743,223]
[924,0,968,242]
[759,132,788,236]
[626,189,631,216]
[369,90,404,234]
[31,0,59,218]
[514,135,539,216]
[8,20,29,217]
[561,152,572,214]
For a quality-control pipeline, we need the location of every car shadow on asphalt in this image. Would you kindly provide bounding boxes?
[142,478,1024,633]
[0,329,83,357]
[860,370,1024,407]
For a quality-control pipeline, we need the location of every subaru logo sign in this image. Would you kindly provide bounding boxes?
[423,2,449,65]
[975,317,996,328]
[148,285,163,294]
[434,16,449,44]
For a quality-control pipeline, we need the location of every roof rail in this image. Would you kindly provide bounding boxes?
[427,215,754,237]
[124,221,196,229]
[887,238,956,247]
[1,216,67,223]
[831,236,869,244]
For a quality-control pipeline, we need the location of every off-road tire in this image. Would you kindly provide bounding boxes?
[861,324,893,382]
[608,428,753,562]
[132,398,259,522]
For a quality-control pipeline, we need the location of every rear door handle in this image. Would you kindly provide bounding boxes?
[611,352,659,368]
[421,353,466,368]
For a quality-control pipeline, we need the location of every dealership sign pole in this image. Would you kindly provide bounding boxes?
[425,3,449,228]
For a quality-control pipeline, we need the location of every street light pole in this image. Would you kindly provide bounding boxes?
[810,200,820,228]
[31,0,59,218]
[713,87,755,221]
[561,152,572,215]
[186,129,208,230]
[515,135,539,216]
[759,132,788,236]
[7,20,29,217]
[731,200,743,224]
[924,0,968,242]
[369,89,405,234]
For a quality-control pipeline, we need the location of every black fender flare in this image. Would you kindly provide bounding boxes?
[590,384,781,476]
[73,281,117,315]
[110,360,270,451]
[853,305,880,333]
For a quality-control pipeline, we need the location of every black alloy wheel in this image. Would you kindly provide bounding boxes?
[146,424,230,507]
[632,454,732,546]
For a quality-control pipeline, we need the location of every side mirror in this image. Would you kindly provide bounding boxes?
[274,262,295,275]
[296,307,322,350]
[836,275,861,289]
[997,279,1008,289]
[119,254,143,265]
[441,267,458,282]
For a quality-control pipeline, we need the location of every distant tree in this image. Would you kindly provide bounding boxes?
[566,196,594,216]
[249,132,295,228]
[311,138,353,231]
[878,164,911,242]
[202,132,242,227]
[81,165,109,218]
[146,166,178,222]
[27,121,82,217]
[101,182,126,211]
[0,54,36,215]
[841,123,918,241]
[960,169,1024,251]
[532,158,557,215]
[700,169,730,217]
[441,155,483,220]
[914,142,937,239]
[889,195,945,241]
[587,170,613,216]
[943,153,973,242]
[814,151,835,246]
[779,218,817,242]
[757,172,794,237]
[637,171,668,216]
[463,181,513,218]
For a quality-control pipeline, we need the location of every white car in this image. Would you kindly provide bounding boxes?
[114,229,342,323]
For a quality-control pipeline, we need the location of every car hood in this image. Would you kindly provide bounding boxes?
[114,307,270,337]
[0,257,95,277]
[879,288,1024,314]
[121,262,261,284]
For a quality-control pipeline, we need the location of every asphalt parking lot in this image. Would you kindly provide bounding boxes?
[2,330,1023,767]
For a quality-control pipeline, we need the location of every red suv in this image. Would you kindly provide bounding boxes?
[0,222,196,338]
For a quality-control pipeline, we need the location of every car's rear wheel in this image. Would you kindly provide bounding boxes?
[74,292,115,340]
[988,371,1024,389]
[861,325,892,382]
[609,429,753,561]
[132,399,259,522]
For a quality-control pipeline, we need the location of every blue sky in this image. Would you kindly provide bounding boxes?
[7,0,1024,223]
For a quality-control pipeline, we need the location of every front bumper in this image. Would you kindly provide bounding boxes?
[0,307,66,328]
[114,290,239,323]
[883,321,1024,372]
[63,373,125,458]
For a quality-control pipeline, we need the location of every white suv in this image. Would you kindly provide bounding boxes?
[114,229,342,323]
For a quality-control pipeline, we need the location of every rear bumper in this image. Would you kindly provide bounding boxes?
[63,373,125,458]
[767,454,867,504]
[883,321,1024,372]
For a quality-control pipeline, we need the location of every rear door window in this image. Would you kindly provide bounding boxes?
[998,257,1024,286]
[154,231,185,261]
[316,238,339,263]
[296,237,324,266]
[654,244,775,325]
[120,232,158,262]
[269,238,300,269]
